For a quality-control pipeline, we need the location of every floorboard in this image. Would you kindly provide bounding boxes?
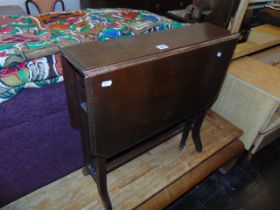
[3,111,243,210]
[167,139,280,210]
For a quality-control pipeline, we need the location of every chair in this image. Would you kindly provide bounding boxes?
[25,0,65,14]
[202,0,241,29]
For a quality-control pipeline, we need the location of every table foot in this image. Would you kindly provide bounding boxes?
[89,158,112,210]
[179,118,193,150]
[191,111,206,153]
[179,110,206,152]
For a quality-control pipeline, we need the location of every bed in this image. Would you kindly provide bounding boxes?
[0,8,185,207]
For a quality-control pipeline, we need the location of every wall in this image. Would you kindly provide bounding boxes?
[0,0,80,13]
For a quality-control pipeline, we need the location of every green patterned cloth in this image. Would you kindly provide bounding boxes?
[0,8,186,103]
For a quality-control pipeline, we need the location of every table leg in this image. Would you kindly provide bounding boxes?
[191,110,207,152]
[95,157,112,210]
[179,117,194,150]
[80,110,92,175]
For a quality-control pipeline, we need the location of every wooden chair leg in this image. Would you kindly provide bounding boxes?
[191,111,206,152]
[95,157,112,210]
[247,152,254,160]
[179,118,193,150]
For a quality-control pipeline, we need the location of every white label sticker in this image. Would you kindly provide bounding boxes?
[217,51,223,58]
[101,80,112,87]
[156,44,169,50]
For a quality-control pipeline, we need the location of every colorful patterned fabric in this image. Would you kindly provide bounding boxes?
[0,53,63,103]
[0,8,185,103]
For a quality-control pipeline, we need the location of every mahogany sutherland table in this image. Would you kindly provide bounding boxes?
[61,23,239,209]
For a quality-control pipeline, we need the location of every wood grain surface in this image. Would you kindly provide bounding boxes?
[212,74,278,150]
[229,57,280,100]
[233,24,280,59]
[213,43,280,151]
[3,111,243,210]
[61,23,237,77]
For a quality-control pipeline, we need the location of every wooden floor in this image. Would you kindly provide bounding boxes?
[167,139,280,210]
[233,24,280,59]
[3,111,243,210]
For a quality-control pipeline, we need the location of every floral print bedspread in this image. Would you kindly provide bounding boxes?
[0,8,185,103]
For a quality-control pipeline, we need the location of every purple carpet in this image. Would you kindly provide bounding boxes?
[0,83,83,207]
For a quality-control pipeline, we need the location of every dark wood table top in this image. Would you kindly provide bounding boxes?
[62,23,238,78]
